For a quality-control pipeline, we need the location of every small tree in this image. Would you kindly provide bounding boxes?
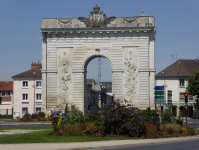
[186,71,199,111]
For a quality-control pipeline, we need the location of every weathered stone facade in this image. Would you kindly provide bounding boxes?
[40,5,156,115]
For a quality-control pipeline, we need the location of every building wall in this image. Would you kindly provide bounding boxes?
[0,91,12,109]
[13,79,42,118]
[156,77,198,118]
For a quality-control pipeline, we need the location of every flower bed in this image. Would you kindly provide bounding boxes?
[50,103,197,138]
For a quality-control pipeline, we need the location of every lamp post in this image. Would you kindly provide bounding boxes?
[33,71,36,113]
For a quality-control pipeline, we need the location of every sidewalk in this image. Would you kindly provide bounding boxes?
[0,135,199,150]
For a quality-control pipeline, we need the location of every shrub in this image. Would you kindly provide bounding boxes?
[52,120,58,132]
[31,113,38,119]
[86,110,101,122]
[145,122,158,137]
[178,114,182,120]
[171,116,176,124]
[62,125,83,136]
[176,119,183,126]
[186,124,195,135]
[181,127,188,134]
[139,107,160,130]
[37,112,45,118]
[20,112,31,121]
[161,108,171,124]
[102,101,146,137]
[63,105,84,127]
[163,123,180,134]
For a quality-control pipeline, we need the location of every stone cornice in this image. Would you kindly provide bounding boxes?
[40,27,155,33]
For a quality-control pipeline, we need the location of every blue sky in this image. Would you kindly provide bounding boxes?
[0,0,198,81]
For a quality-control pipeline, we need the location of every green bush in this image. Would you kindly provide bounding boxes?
[52,120,58,131]
[86,110,101,122]
[171,116,177,124]
[63,105,84,127]
[139,107,160,130]
[31,113,38,119]
[161,108,171,124]
[37,112,45,118]
[176,119,183,126]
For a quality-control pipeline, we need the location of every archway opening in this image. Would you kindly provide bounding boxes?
[84,56,112,113]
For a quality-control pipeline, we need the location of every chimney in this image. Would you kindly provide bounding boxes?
[31,61,42,69]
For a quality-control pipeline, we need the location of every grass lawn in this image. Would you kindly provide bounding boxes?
[195,128,199,135]
[0,126,52,131]
[0,128,134,144]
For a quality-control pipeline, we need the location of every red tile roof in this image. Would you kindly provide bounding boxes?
[0,81,13,90]
[156,59,199,78]
[12,67,42,79]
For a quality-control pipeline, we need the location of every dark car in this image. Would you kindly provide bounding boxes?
[52,111,66,121]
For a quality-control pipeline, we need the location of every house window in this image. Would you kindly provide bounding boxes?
[22,94,28,100]
[180,93,185,101]
[36,81,42,88]
[189,95,193,100]
[22,107,28,115]
[179,79,184,87]
[36,94,42,100]
[22,81,28,87]
[36,107,41,114]
[1,91,11,96]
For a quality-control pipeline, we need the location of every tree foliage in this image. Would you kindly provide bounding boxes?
[187,71,199,99]
[186,71,199,111]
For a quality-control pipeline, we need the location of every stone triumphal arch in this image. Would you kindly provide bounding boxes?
[41,5,156,115]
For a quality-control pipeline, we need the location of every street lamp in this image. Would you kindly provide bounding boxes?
[33,71,36,113]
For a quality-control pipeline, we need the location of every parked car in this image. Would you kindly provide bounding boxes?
[52,111,66,121]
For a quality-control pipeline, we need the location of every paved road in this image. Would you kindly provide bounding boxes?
[187,119,199,128]
[98,139,199,150]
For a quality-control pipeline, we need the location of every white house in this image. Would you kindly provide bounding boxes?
[12,62,42,119]
[156,59,199,118]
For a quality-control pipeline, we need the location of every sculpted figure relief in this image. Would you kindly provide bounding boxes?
[124,51,138,98]
[58,51,72,100]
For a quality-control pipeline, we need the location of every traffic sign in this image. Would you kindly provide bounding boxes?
[154,86,164,91]
[154,96,164,99]
[154,91,164,95]
[184,105,189,110]
[154,99,164,104]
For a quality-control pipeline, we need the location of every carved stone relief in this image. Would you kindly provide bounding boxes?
[57,48,73,105]
[78,4,116,28]
[123,48,139,104]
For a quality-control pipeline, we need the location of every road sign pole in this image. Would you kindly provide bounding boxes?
[186,102,187,127]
